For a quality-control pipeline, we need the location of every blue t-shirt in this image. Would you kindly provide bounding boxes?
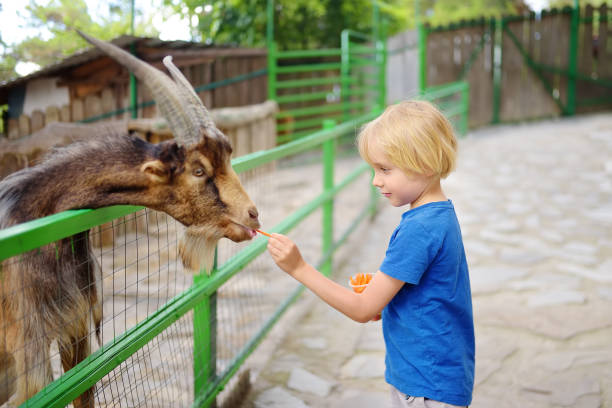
[380,200,474,406]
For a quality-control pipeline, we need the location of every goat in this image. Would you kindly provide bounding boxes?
[0,32,261,407]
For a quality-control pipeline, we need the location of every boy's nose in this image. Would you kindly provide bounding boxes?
[372,175,383,188]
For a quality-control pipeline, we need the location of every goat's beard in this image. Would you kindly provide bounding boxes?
[179,227,222,274]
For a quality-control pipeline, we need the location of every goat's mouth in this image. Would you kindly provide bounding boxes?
[226,221,258,241]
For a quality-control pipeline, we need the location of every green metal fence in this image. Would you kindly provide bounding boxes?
[0,9,472,403]
[418,3,612,127]
[0,76,469,407]
[0,110,380,408]
[268,28,387,143]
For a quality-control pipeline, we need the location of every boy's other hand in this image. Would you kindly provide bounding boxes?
[267,233,306,276]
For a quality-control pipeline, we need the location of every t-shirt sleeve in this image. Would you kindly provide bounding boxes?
[379,220,440,285]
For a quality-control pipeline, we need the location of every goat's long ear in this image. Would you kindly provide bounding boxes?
[140,160,169,184]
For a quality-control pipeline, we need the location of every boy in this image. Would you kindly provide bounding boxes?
[266,100,474,407]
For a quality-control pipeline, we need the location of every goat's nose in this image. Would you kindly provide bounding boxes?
[248,207,259,220]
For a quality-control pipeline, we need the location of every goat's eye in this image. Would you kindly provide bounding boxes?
[193,168,205,177]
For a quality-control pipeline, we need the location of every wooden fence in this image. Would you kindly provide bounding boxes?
[424,4,612,128]
[5,52,268,140]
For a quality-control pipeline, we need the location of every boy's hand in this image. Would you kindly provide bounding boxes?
[266,233,306,276]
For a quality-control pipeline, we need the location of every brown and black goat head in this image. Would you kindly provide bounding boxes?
[79,32,260,272]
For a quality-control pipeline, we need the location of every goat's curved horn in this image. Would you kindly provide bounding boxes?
[162,56,217,132]
[77,30,207,146]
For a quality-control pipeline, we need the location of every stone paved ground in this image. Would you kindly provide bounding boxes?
[239,113,612,408]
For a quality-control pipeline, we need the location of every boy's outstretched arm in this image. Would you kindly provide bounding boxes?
[266,233,404,323]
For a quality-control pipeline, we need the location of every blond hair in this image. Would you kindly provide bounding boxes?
[357,100,457,179]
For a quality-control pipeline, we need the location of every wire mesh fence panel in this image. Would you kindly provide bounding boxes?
[94,313,194,407]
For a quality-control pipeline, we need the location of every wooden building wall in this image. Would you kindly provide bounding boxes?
[5,50,268,140]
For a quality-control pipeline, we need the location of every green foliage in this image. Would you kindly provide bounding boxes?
[162,0,522,49]
[163,0,408,49]
[420,0,520,27]
[2,0,159,81]
[549,0,604,7]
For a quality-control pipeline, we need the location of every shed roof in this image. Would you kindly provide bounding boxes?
[0,35,266,102]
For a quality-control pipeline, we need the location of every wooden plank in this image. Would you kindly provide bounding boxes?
[60,104,71,122]
[500,20,523,120]
[45,106,60,124]
[578,5,595,76]
[84,94,102,120]
[201,63,214,109]
[101,88,115,119]
[466,25,493,127]
[8,118,19,139]
[226,58,239,107]
[556,11,571,109]
[240,59,251,105]
[31,110,44,133]
[597,4,611,79]
[214,59,226,108]
[71,98,84,122]
[234,124,250,157]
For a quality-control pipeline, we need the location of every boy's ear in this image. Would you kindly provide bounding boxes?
[140,160,169,184]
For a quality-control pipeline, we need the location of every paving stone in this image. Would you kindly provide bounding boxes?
[254,386,309,408]
[464,240,495,257]
[489,220,521,232]
[478,299,612,339]
[268,353,304,373]
[301,337,327,350]
[527,290,586,307]
[474,337,517,386]
[531,349,612,372]
[557,263,612,283]
[340,354,386,379]
[479,229,523,245]
[335,390,391,408]
[470,266,529,294]
[499,246,547,265]
[554,250,598,266]
[522,372,600,407]
[597,287,612,301]
[509,272,580,292]
[287,367,335,397]
[357,323,385,352]
[540,230,565,244]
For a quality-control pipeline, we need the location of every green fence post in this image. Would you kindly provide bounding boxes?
[266,0,275,46]
[567,1,579,116]
[340,30,351,122]
[193,253,218,407]
[417,22,427,94]
[321,119,336,276]
[368,105,384,217]
[460,81,470,136]
[376,23,388,109]
[129,42,138,119]
[267,42,277,102]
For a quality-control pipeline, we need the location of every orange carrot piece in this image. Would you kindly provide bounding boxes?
[256,229,273,237]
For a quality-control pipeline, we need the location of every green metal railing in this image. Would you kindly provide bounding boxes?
[0,110,380,408]
[268,28,386,143]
